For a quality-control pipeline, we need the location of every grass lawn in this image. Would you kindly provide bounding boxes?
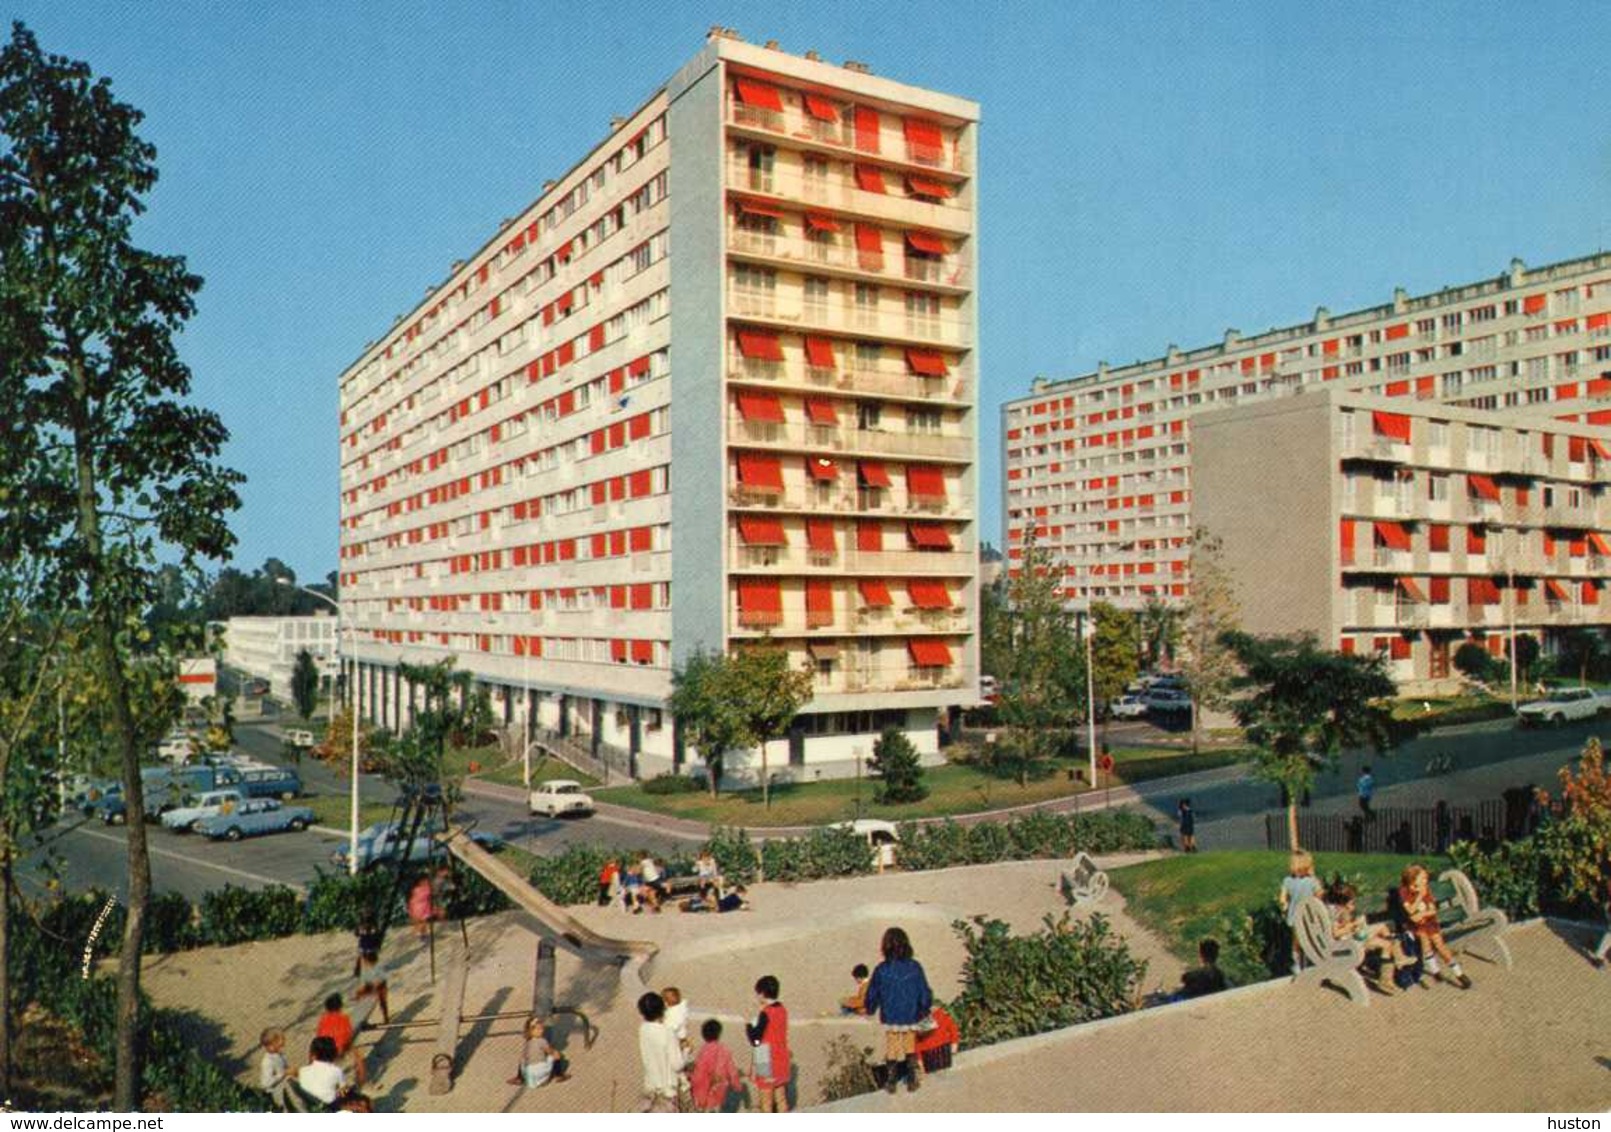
[1390,694,1512,727]
[476,755,600,791]
[594,745,1253,828]
[302,793,396,831]
[1109,849,1436,962]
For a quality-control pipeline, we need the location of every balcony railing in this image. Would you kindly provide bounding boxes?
[728,223,970,290]
[723,159,971,234]
[725,101,971,175]
[727,416,971,461]
[728,288,971,346]
[727,546,974,575]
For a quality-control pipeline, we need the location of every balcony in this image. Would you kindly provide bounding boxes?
[727,486,971,522]
[724,100,971,176]
[728,222,970,291]
[732,610,969,638]
[724,158,971,236]
[1341,436,1409,464]
[727,545,973,575]
[729,287,972,347]
[727,416,972,462]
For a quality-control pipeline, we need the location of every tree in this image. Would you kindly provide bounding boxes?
[725,645,814,808]
[1453,641,1497,684]
[1535,737,1611,908]
[0,24,243,1106]
[669,646,813,802]
[868,726,927,804]
[978,573,1011,687]
[392,657,494,789]
[1226,632,1403,849]
[1088,602,1139,716]
[291,648,320,722]
[994,530,1083,785]
[669,648,746,798]
[1512,633,1541,686]
[1554,628,1606,687]
[1136,596,1182,671]
[1178,528,1243,753]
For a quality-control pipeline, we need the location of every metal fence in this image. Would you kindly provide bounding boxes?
[1263,797,1521,855]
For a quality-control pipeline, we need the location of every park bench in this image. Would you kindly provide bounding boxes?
[1400,868,1513,971]
[1061,851,1109,907]
[1293,896,1371,1006]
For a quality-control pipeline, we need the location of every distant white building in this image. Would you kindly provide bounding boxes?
[218,615,340,702]
[177,656,216,704]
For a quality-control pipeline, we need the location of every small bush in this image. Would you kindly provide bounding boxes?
[1213,901,1291,983]
[869,726,927,804]
[1449,836,1550,920]
[947,912,1147,1048]
[527,843,615,906]
[641,773,703,796]
[706,826,761,885]
[760,825,871,882]
[200,885,304,946]
[817,1034,880,1103]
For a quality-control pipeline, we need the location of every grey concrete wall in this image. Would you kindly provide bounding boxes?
[667,50,728,666]
[1191,393,1335,640]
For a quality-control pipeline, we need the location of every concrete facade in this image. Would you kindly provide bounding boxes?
[218,616,339,702]
[336,32,979,783]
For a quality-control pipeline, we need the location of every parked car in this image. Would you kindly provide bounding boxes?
[832,819,901,870]
[239,767,303,800]
[196,798,315,841]
[156,734,195,764]
[1516,687,1611,727]
[160,789,246,833]
[529,780,595,818]
[285,729,315,749]
[1109,695,1149,719]
[331,820,502,871]
[1143,688,1193,715]
[242,678,270,696]
[144,765,244,817]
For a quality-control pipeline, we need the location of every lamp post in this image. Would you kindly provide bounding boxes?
[278,580,361,874]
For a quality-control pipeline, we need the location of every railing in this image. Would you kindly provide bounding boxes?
[731,611,969,637]
[725,101,971,175]
[728,223,970,290]
[727,546,972,574]
[723,159,972,233]
[728,288,972,345]
[727,416,971,461]
[727,487,971,521]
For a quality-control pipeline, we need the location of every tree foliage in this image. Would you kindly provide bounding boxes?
[669,646,813,799]
[1135,597,1182,671]
[199,559,337,621]
[868,725,927,804]
[1088,601,1138,712]
[1534,737,1611,908]
[993,530,1082,785]
[1178,528,1243,752]
[1226,632,1404,848]
[0,23,244,1108]
[290,648,319,722]
[1453,641,1497,682]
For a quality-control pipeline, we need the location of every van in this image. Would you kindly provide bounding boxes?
[284,729,315,749]
[240,768,302,801]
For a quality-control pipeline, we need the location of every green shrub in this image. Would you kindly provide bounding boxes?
[817,1034,880,1103]
[706,826,761,885]
[869,726,927,804]
[641,773,702,795]
[1213,901,1291,983]
[947,912,1147,1048]
[527,843,615,906]
[896,819,973,871]
[760,826,870,882]
[1449,836,1550,919]
[200,885,304,946]
[303,867,401,934]
[145,890,202,953]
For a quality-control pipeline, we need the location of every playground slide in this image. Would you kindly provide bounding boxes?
[441,827,658,967]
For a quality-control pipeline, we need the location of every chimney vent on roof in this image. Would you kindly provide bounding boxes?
[1223,328,1241,348]
[844,59,871,73]
[451,260,464,271]
[804,49,820,61]
[764,39,779,50]
[723,27,743,41]
[543,179,556,191]
[610,116,625,130]
[1509,257,1526,285]
[1392,287,1408,313]
[1313,306,1330,330]
[707,24,723,40]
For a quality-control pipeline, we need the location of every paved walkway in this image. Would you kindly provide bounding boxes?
[826,918,1611,1112]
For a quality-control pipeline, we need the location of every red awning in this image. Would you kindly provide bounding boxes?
[858,579,893,608]
[1371,411,1412,442]
[906,349,949,377]
[858,461,892,488]
[736,390,784,422]
[735,199,784,220]
[907,523,953,550]
[854,224,884,253]
[853,165,886,194]
[737,577,782,614]
[906,176,952,199]
[806,579,834,620]
[736,453,783,490]
[906,464,947,499]
[1546,579,1572,602]
[1467,474,1501,502]
[804,397,838,424]
[907,580,952,609]
[804,337,837,369]
[1373,521,1412,551]
[806,518,836,552]
[905,231,948,255]
[736,330,784,361]
[1589,532,1611,555]
[1523,294,1547,314]
[806,456,839,482]
[803,93,838,121]
[908,639,953,667]
[804,212,840,233]
[1590,438,1611,460]
[1397,577,1427,602]
[734,79,783,110]
[903,118,944,160]
[737,516,787,546]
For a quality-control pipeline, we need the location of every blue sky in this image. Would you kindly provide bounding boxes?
[11,2,1610,582]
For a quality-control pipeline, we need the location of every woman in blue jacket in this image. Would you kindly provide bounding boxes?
[862,926,934,1094]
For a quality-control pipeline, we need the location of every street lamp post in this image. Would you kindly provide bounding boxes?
[278,580,361,874]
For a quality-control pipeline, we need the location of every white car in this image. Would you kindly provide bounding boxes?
[160,789,245,833]
[285,729,315,749]
[528,779,595,818]
[1109,695,1149,719]
[1516,687,1610,727]
[156,734,194,764]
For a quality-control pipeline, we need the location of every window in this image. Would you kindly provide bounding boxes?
[802,153,830,200]
[907,407,941,435]
[1427,474,1448,503]
[905,291,940,337]
[854,283,880,330]
[745,145,775,193]
[857,402,883,431]
[803,276,831,321]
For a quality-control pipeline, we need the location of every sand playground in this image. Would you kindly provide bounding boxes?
[138,854,1611,1112]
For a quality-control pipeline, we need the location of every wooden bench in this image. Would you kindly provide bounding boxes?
[1293,896,1371,1006]
[1061,852,1109,906]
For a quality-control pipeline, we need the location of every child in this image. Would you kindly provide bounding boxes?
[1277,850,1322,971]
[1399,864,1471,988]
[622,863,645,913]
[507,1015,569,1088]
[1177,938,1228,999]
[695,849,722,899]
[689,1018,741,1113]
[637,992,684,1113]
[598,858,621,907]
[745,975,790,1113]
[407,874,435,938]
[298,1035,371,1113]
[1324,881,1402,994]
[353,920,390,1026]
[315,993,365,1087]
[661,986,690,1058]
[717,883,750,913]
[1177,798,1197,853]
[258,1028,301,1112]
[840,964,871,1014]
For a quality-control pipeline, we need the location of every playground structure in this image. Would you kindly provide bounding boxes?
[342,784,656,1095]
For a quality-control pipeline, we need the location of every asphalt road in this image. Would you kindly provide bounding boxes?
[18,722,685,904]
